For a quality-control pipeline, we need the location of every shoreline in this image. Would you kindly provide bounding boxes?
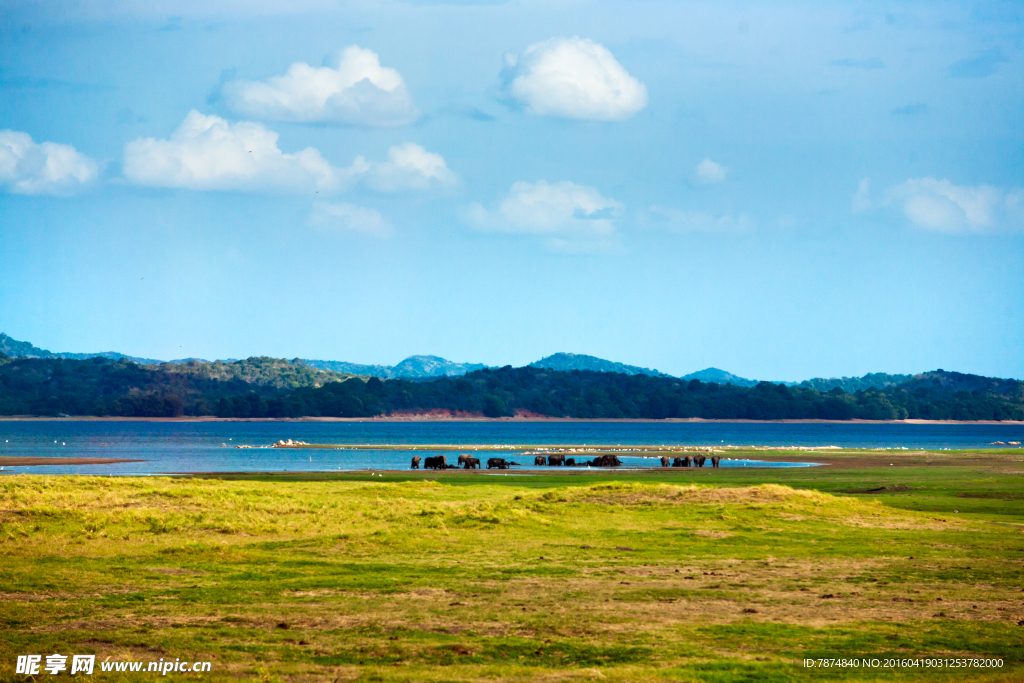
[0,456,145,466]
[0,416,1022,425]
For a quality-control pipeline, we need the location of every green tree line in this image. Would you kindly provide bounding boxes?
[1,354,1020,421]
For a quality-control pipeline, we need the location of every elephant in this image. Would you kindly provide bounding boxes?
[457,454,470,466]
[565,458,575,466]
[588,454,622,467]
[463,457,480,469]
[711,456,721,468]
[425,455,448,470]
[694,455,706,468]
[672,457,683,467]
[534,455,547,466]
[548,454,566,466]
[661,456,670,467]
[410,456,421,469]
[487,457,509,469]
[683,456,693,467]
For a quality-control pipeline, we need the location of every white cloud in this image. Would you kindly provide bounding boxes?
[884,178,1023,234]
[122,111,453,194]
[695,158,727,184]
[502,37,648,121]
[222,46,418,126]
[0,130,98,195]
[123,111,341,192]
[852,177,871,213]
[310,201,392,238]
[351,142,457,192]
[644,206,752,233]
[466,180,622,251]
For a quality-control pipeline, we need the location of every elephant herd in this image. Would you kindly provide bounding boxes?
[409,454,521,470]
[533,453,622,467]
[659,455,721,468]
[409,452,626,469]
[533,454,575,466]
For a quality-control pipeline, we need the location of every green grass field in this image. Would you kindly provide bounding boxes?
[2,448,1023,681]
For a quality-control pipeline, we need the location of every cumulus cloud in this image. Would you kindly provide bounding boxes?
[124,111,340,192]
[123,111,453,193]
[856,176,1023,234]
[695,158,727,184]
[501,37,648,121]
[0,130,98,195]
[466,180,622,251]
[887,178,1023,233]
[310,201,392,238]
[222,46,418,126]
[350,142,457,192]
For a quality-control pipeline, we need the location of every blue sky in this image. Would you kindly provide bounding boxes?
[1,0,1021,381]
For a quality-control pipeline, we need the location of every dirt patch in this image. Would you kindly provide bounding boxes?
[693,530,733,539]
[842,485,913,494]
[566,482,838,507]
[147,567,205,576]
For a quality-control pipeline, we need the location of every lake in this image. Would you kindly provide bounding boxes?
[0,420,1021,475]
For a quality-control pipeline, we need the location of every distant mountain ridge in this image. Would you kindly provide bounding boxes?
[0,332,163,366]
[681,367,758,387]
[300,355,488,379]
[2,333,1019,388]
[529,352,669,377]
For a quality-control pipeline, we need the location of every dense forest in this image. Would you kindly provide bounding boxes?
[0,354,350,417]
[1,353,1021,421]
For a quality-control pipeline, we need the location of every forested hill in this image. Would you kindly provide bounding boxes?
[300,355,488,379]
[0,332,163,365]
[529,353,669,377]
[1,354,1021,421]
[0,355,353,417]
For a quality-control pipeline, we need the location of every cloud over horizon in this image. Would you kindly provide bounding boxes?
[222,46,419,126]
[0,130,99,195]
[466,179,623,251]
[501,37,648,121]
[123,111,454,194]
[123,111,341,192]
[695,158,727,184]
[351,142,458,193]
[856,176,1023,234]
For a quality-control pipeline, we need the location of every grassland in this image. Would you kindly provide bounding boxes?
[1,448,1023,681]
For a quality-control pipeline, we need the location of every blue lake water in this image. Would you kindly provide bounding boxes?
[0,420,1021,475]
